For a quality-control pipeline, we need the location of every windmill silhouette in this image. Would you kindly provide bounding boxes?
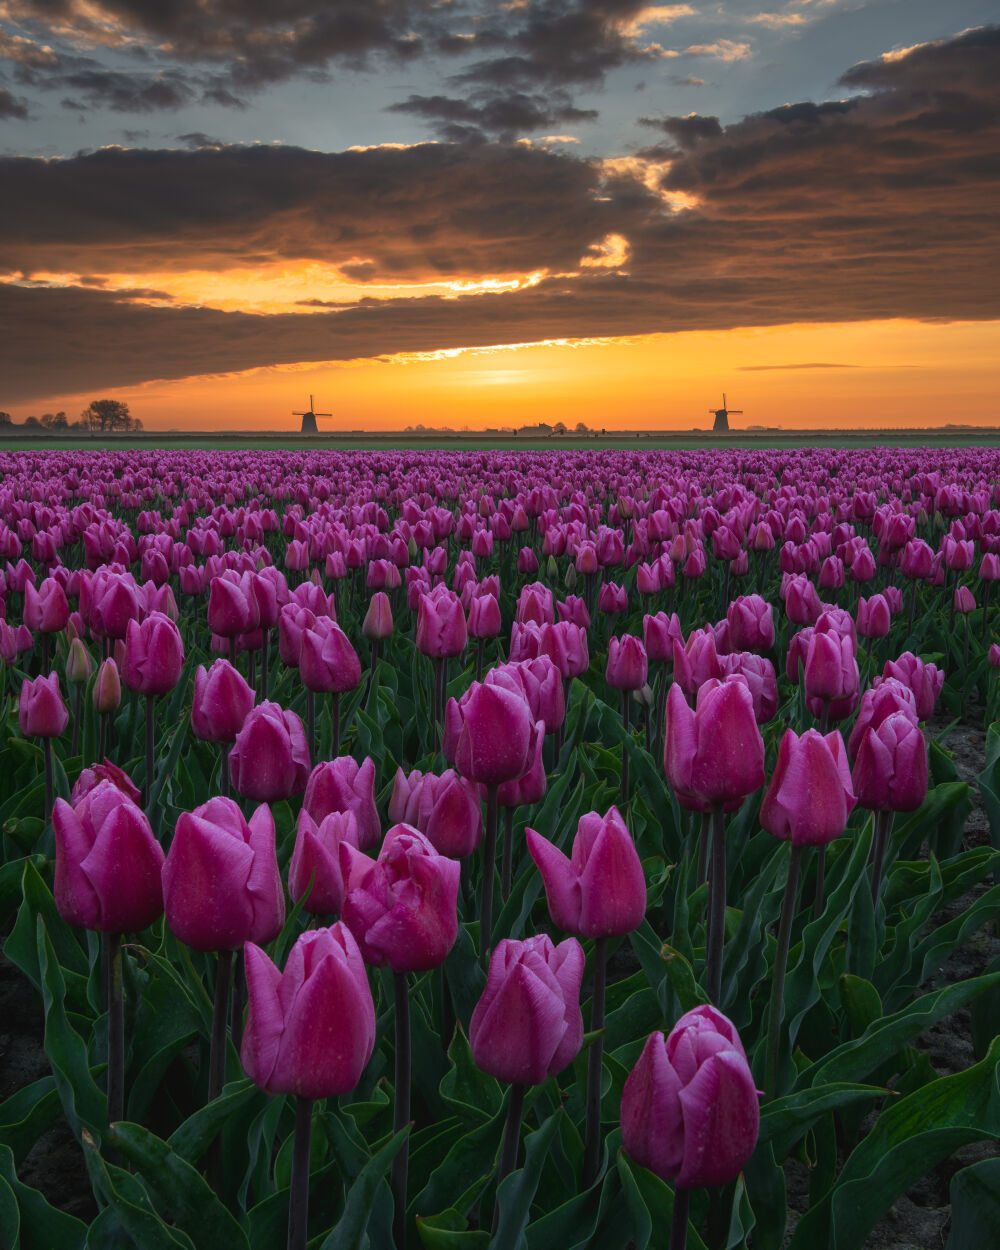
[293,395,331,435]
[710,393,742,433]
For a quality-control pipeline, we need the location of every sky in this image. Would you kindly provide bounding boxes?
[0,1,998,433]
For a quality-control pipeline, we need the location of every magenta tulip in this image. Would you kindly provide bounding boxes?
[389,767,483,858]
[299,618,362,694]
[288,808,360,915]
[229,701,310,802]
[122,611,184,697]
[663,678,765,808]
[852,713,929,812]
[53,781,164,932]
[761,729,856,846]
[19,672,68,738]
[449,682,534,788]
[303,757,380,851]
[241,924,375,1099]
[163,797,285,951]
[191,659,255,743]
[606,635,648,692]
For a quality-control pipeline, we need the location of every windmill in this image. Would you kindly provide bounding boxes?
[710,393,742,433]
[293,395,332,435]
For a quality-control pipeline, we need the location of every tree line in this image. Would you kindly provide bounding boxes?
[0,399,142,433]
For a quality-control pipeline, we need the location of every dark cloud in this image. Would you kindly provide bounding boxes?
[0,85,30,118]
[0,140,651,277]
[388,89,597,141]
[56,68,198,113]
[1,26,998,402]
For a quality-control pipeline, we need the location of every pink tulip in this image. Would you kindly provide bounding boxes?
[53,781,164,932]
[362,592,394,640]
[303,757,380,851]
[876,652,944,720]
[726,594,774,653]
[24,577,70,634]
[803,631,860,722]
[621,1006,759,1190]
[191,659,255,743]
[71,759,142,806]
[470,934,584,1085]
[288,808,360,915]
[122,611,184,696]
[229,701,311,802]
[19,672,68,738]
[299,618,362,694]
[761,729,856,846]
[643,612,683,664]
[526,805,646,937]
[468,592,502,639]
[852,713,929,812]
[448,682,534,788]
[341,824,460,971]
[241,924,375,1098]
[416,587,467,658]
[163,797,285,951]
[856,594,891,639]
[389,767,483,858]
[663,677,764,807]
[847,680,918,760]
[606,635,648,691]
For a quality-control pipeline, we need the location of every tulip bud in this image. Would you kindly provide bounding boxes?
[122,611,185,697]
[229,701,311,802]
[450,682,534,787]
[66,637,93,685]
[606,635,648,692]
[852,712,929,812]
[470,934,584,1086]
[362,591,394,641]
[288,808,359,915]
[621,1006,760,1190]
[663,677,764,808]
[241,924,376,1099]
[191,659,255,744]
[92,657,122,715]
[527,805,646,937]
[304,756,380,850]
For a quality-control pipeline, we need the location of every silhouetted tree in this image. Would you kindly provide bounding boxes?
[40,411,68,429]
[0,412,11,426]
[80,399,142,433]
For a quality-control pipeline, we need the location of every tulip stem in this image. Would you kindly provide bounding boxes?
[765,843,802,1100]
[287,1095,313,1250]
[261,633,270,699]
[583,936,608,1188]
[208,949,234,1104]
[230,948,246,1053]
[696,810,710,886]
[870,809,894,906]
[43,737,54,827]
[332,691,340,758]
[492,1082,526,1233]
[501,805,514,902]
[475,638,484,682]
[220,748,230,799]
[306,689,316,764]
[621,691,630,805]
[670,1187,691,1250]
[104,931,125,1129]
[480,786,499,970]
[392,971,411,1250]
[705,805,728,1005]
[72,684,82,757]
[814,845,826,915]
[144,694,155,811]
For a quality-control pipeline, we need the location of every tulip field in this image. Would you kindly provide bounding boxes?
[4,444,1000,1250]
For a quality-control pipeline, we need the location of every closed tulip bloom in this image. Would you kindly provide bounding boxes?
[856,594,892,639]
[538,620,589,679]
[980,553,1000,581]
[90,573,142,640]
[942,536,975,572]
[803,631,860,721]
[341,824,460,972]
[621,1006,759,1190]
[278,602,316,667]
[784,576,823,626]
[53,781,165,932]
[19,672,69,738]
[24,577,70,634]
[303,756,380,851]
[901,538,934,580]
[761,729,856,846]
[66,637,93,686]
[726,595,775,653]
[517,582,556,627]
[470,934,585,1086]
[191,659,255,743]
[389,767,483,858]
[467,592,502,639]
[92,657,122,714]
[643,612,683,664]
[672,631,723,700]
[451,682,534,787]
[517,547,540,576]
[598,581,628,615]
[416,588,467,658]
[241,924,376,1099]
[721,652,778,724]
[362,591,394,641]
[229,701,310,802]
[163,797,285,951]
[849,546,877,583]
[288,808,360,915]
[954,585,977,614]
[606,635,648,691]
[122,612,184,696]
[663,677,765,807]
[527,805,646,937]
[299,618,362,694]
[877,652,944,720]
[814,607,858,655]
[497,718,547,808]
[486,655,565,734]
[557,595,591,629]
[207,573,260,638]
[847,680,918,760]
[818,555,845,591]
[990,643,1000,668]
[853,713,928,812]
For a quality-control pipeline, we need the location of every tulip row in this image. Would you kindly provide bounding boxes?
[3,445,1000,1250]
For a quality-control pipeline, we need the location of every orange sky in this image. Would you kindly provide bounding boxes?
[14,317,999,433]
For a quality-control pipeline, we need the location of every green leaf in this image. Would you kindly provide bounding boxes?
[759,1084,886,1161]
[0,1143,88,1250]
[838,976,882,1040]
[0,1074,61,1164]
[317,1126,409,1250]
[82,1130,195,1250]
[108,1121,250,1250]
[802,972,1000,1090]
[416,1208,490,1248]
[167,1078,261,1165]
[36,917,106,1141]
[440,1025,503,1123]
[616,1152,708,1250]
[947,1157,1000,1249]
[492,1110,563,1250]
[789,1036,1000,1250]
